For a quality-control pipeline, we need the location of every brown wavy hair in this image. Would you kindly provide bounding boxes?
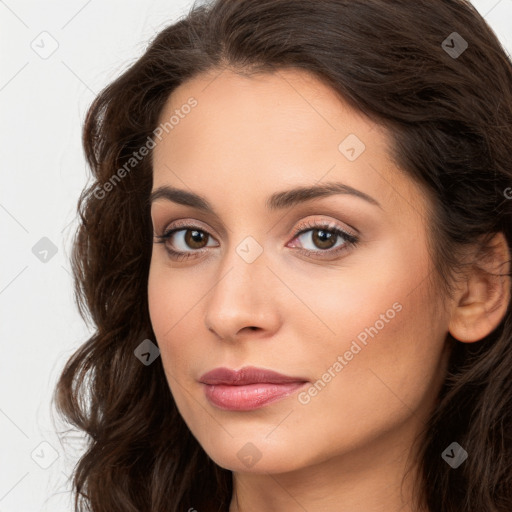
[53,0,512,510]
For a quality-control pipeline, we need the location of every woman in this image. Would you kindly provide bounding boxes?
[54,0,512,510]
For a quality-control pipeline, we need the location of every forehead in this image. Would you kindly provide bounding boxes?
[151,68,415,217]
[154,67,386,160]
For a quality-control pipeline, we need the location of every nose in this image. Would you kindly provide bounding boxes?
[203,244,281,342]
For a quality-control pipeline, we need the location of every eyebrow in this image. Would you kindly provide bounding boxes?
[149,181,382,213]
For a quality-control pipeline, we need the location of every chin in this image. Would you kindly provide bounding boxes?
[199,435,312,474]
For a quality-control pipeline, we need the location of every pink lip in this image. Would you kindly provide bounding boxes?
[199,366,309,411]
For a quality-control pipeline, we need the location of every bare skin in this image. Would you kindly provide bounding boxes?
[147,68,511,512]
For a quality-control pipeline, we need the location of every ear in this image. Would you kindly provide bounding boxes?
[448,232,511,343]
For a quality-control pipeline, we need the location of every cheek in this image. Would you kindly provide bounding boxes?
[148,265,204,425]
[147,266,169,341]
[287,244,427,363]
[278,291,446,473]
[301,274,446,431]
[294,238,445,423]
[147,265,192,371]
[148,261,198,335]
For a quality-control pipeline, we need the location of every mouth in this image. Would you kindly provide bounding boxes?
[199,366,309,411]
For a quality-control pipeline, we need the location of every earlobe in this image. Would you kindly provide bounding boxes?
[448,232,511,343]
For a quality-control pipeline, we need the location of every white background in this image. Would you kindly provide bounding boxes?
[1,1,511,510]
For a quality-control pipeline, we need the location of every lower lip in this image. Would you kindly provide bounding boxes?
[202,382,307,411]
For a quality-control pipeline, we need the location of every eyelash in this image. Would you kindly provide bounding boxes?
[153,219,359,261]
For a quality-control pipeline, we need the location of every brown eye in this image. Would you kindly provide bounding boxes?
[293,226,354,252]
[183,229,209,249]
[288,220,359,260]
[153,223,219,260]
[310,229,338,250]
[163,227,217,252]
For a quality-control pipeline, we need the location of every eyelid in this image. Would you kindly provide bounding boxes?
[291,217,358,239]
[152,208,229,239]
[154,216,359,261]
[157,215,357,237]
[159,218,219,239]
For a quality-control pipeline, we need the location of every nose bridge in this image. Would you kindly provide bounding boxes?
[204,233,278,337]
[219,230,268,290]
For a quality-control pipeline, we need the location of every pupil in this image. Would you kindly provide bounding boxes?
[314,229,336,249]
[187,229,206,248]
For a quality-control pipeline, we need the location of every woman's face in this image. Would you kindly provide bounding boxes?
[148,68,452,474]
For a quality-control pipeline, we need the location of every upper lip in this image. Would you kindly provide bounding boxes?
[199,366,308,385]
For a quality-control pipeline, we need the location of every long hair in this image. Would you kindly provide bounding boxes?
[53,1,512,510]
